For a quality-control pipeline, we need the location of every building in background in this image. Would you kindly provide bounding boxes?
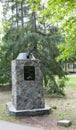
[64,61,76,73]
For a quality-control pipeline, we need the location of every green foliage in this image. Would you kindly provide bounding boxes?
[0,0,66,96]
[46,0,76,61]
[47,77,65,96]
[0,47,11,85]
[28,0,41,12]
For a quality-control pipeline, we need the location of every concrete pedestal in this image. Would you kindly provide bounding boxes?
[6,102,51,116]
[7,53,51,116]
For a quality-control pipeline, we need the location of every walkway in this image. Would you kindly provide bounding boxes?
[0,120,43,130]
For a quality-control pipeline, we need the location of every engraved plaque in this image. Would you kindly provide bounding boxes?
[24,66,35,80]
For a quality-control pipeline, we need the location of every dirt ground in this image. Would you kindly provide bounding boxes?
[0,86,76,130]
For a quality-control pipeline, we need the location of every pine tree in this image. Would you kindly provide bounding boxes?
[1,0,66,95]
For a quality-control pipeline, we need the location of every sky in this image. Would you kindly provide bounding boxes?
[0,3,3,26]
[0,3,3,17]
[0,3,3,39]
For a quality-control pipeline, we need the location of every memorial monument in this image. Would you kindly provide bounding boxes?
[6,48,51,116]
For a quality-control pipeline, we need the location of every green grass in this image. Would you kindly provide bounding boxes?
[55,74,76,88]
[0,91,19,123]
[65,74,76,87]
[0,77,76,130]
[0,75,75,130]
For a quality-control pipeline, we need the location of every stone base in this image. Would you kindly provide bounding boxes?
[6,102,51,116]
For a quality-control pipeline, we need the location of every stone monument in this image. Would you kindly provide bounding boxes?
[6,50,51,116]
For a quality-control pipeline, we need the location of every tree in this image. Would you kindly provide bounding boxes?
[0,0,66,95]
[44,0,76,61]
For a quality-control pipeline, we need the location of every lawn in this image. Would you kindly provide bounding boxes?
[0,74,76,130]
[65,74,76,87]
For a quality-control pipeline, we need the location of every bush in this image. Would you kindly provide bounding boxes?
[45,76,66,96]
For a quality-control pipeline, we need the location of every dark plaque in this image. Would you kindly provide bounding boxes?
[24,66,35,80]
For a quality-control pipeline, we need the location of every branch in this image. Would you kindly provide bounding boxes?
[36,30,51,36]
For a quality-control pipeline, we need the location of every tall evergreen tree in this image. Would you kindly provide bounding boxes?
[1,0,66,95]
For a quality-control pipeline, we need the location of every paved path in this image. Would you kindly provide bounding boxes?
[0,120,43,130]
